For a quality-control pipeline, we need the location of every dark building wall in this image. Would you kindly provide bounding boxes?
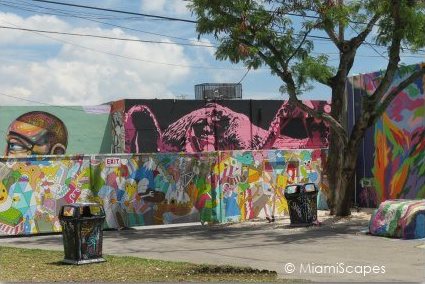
[115,99,331,154]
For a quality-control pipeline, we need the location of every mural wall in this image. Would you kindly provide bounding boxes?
[117,99,331,153]
[0,105,113,155]
[347,63,425,207]
[110,100,125,154]
[0,101,330,157]
[0,156,91,235]
[214,149,325,223]
[0,149,326,235]
[90,153,217,227]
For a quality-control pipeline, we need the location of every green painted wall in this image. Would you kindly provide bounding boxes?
[0,105,113,155]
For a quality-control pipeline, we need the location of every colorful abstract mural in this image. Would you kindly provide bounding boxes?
[369,199,425,239]
[119,100,330,153]
[213,149,325,223]
[0,156,91,235]
[347,63,425,207]
[0,148,326,235]
[90,153,217,228]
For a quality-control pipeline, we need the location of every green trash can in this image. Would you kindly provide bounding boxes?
[284,183,318,226]
[59,203,106,265]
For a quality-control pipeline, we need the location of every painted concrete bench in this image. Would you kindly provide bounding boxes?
[369,199,425,239]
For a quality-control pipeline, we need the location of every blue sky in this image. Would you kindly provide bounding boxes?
[0,0,423,105]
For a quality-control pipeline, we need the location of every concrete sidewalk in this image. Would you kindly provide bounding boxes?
[1,214,424,282]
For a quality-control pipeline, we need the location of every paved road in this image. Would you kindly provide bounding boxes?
[1,215,424,282]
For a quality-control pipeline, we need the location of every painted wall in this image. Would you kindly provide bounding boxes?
[369,199,425,239]
[90,153,217,227]
[213,149,325,223]
[118,100,331,153]
[0,149,326,235]
[0,100,330,156]
[0,105,113,155]
[347,63,425,207]
[110,100,125,154]
[0,156,92,235]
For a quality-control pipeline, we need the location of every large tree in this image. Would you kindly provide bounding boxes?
[189,0,425,216]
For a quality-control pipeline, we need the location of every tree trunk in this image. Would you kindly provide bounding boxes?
[325,132,344,215]
[326,134,344,215]
[334,144,360,216]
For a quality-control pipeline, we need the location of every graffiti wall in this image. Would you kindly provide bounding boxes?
[0,156,91,235]
[214,149,325,223]
[0,149,326,235]
[90,153,217,227]
[118,99,331,153]
[0,105,113,155]
[347,64,425,207]
[110,100,125,154]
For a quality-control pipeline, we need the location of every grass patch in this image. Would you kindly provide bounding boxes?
[0,246,287,282]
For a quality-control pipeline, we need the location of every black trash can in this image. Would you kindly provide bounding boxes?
[59,203,106,265]
[284,183,318,226]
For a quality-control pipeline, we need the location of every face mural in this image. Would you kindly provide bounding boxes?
[5,111,68,157]
[123,100,330,153]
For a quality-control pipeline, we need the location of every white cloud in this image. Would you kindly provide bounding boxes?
[140,0,190,17]
[0,13,193,105]
[0,12,70,46]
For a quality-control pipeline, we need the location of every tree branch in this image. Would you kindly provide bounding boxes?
[285,27,313,66]
[289,95,348,145]
[252,36,347,143]
[314,0,342,48]
[348,1,405,148]
[367,0,404,102]
[350,14,381,47]
[279,70,348,144]
[369,65,425,126]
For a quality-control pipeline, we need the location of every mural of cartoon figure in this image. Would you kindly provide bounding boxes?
[0,182,23,235]
[5,111,68,157]
[98,185,127,229]
[223,183,240,220]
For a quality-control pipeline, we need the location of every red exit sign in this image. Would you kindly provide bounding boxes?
[105,158,121,167]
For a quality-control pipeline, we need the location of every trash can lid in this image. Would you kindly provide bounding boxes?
[59,203,105,218]
[285,184,302,194]
[304,183,318,193]
[65,202,101,208]
[285,183,318,194]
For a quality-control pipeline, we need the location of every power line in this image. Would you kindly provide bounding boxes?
[0,7,422,71]
[294,32,425,54]
[1,24,423,59]
[0,20,248,70]
[31,0,197,23]
[0,91,88,111]
[237,69,250,84]
[14,1,124,21]
[6,1,425,55]
[23,0,425,54]
[0,22,422,70]
[0,0,211,44]
[348,23,389,61]
[0,25,216,48]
